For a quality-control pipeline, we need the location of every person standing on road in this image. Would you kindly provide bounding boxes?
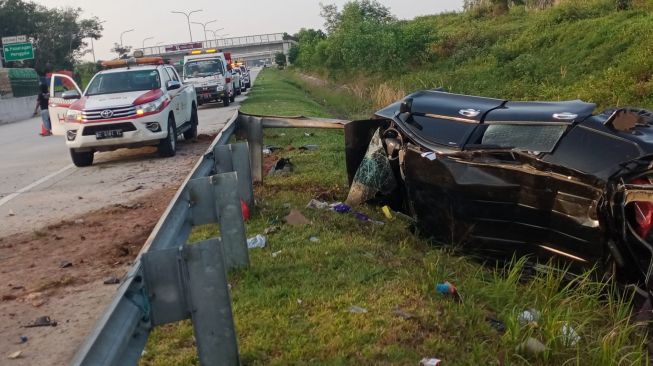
[34,84,51,136]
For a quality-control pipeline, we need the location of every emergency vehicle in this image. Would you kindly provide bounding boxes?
[48,55,198,167]
[183,49,236,107]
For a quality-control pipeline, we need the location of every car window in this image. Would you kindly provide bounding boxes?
[159,68,170,89]
[480,124,567,153]
[165,67,179,82]
[86,70,161,96]
[407,115,477,148]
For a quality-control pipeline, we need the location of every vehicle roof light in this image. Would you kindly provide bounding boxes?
[190,50,202,55]
[205,49,217,53]
[101,57,164,69]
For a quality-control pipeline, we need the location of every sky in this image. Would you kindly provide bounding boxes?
[30,0,464,61]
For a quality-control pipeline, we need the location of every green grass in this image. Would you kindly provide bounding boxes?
[141,68,649,366]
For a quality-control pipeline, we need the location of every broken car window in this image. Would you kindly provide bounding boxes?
[408,115,477,148]
[480,124,567,153]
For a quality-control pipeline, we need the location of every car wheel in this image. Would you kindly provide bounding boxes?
[246,82,251,88]
[236,86,241,96]
[158,116,177,157]
[223,95,230,107]
[70,149,94,167]
[230,89,236,102]
[183,106,199,140]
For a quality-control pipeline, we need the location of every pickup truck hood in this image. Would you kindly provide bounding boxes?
[82,91,152,110]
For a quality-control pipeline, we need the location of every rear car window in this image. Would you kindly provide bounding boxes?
[481,124,567,153]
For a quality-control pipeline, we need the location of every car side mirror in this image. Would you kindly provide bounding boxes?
[399,98,413,114]
[166,80,181,91]
[62,90,81,100]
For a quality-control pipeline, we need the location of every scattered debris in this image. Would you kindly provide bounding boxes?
[264,226,281,235]
[420,151,437,161]
[7,351,22,359]
[19,336,28,344]
[306,199,329,210]
[25,292,46,307]
[297,299,303,305]
[241,199,250,221]
[486,317,506,333]
[304,132,314,137]
[392,307,414,320]
[517,337,546,355]
[59,261,73,269]
[381,205,394,220]
[2,294,17,301]
[419,358,442,366]
[561,323,580,347]
[518,308,540,326]
[24,316,57,328]
[271,250,283,258]
[247,234,267,249]
[115,202,143,210]
[436,281,462,302]
[7,209,15,217]
[268,158,294,176]
[348,305,368,314]
[309,236,320,243]
[103,276,120,285]
[299,144,319,151]
[284,209,311,226]
[263,145,282,155]
[123,185,144,193]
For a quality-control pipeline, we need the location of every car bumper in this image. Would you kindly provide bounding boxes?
[195,87,226,102]
[65,118,168,151]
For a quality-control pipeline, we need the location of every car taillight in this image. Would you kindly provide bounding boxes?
[226,77,231,83]
[632,178,653,238]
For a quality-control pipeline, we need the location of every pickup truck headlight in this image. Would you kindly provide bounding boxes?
[135,95,167,116]
[66,109,83,123]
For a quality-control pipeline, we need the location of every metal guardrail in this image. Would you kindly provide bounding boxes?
[71,111,347,366]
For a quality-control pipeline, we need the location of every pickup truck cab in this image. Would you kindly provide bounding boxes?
[183,50,235,107]
[48,56,198,167]
[239,66,251,89]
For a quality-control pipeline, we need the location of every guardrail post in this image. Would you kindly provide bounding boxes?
[214,142,253,207]
[246,116,263,183]
[184,238,240,366]
[211,172,250,269]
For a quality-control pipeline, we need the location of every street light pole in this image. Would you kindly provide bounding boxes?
[120,28,135,46]
[191,20,217,42]
[142,36,154,49]
[171,9,203,42]
[207,28,225,40]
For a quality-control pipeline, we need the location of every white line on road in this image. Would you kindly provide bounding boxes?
[0,164,74,208]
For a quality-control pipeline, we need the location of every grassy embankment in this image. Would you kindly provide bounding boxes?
[294,0,653,113]
[140,68,647,365]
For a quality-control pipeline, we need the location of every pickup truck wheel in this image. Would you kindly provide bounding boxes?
[246,82,251,88]
[158,116,177,157]
[236,85,241,96]
[223,95,230,107]
[70,149,94,167]
[183,107,198,140]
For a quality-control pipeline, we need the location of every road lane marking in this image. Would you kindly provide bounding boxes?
[0,164,74,208]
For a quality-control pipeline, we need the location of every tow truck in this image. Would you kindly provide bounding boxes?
[48,55,198,167]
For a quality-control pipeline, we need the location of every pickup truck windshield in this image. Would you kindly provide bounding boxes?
[184,59,224,78]
[86,70,161,96]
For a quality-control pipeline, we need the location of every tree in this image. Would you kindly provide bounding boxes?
[320,0,395,34]
[0,0,103,74]
[110,43,132,59]
[288,44,300,65]
[274,52,287,67]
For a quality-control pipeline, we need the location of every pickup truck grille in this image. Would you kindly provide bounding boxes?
[82,105,136,121]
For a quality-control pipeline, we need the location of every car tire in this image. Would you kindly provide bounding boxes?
[223,95,230,107]
[246,82,251,89]
[70,149,94,167]
[183,106,198,140]
[230,89,236,102]
[158,116,177,157]
[236,86,241,96]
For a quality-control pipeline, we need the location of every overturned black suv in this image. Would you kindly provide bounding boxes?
[345,90,653,295]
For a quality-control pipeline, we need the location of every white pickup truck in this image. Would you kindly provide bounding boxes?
[48,57,198,167]
[182,50,236,107]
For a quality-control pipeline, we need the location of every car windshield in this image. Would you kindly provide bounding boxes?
[184,59,224,78]
[86,70,161,96]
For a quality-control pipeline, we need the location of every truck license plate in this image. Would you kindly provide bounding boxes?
[95,129,123,140]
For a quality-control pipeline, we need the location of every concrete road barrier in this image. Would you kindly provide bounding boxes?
[0,95,36,125]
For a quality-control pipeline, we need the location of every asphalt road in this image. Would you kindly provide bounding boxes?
[0,68,259,237]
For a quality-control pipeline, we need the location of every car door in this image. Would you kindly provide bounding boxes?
[48,74,82,136]
[166,67,191,123]
[159,67,179,125]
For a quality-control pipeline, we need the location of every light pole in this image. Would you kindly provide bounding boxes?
[142,36,154,49]
[120,28,134,46]
[207,28,225,40]
[171,9,202,42]
[91,20,106,63]
[191,20,217,42]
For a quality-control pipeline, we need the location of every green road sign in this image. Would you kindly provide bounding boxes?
[3,42,34,62]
